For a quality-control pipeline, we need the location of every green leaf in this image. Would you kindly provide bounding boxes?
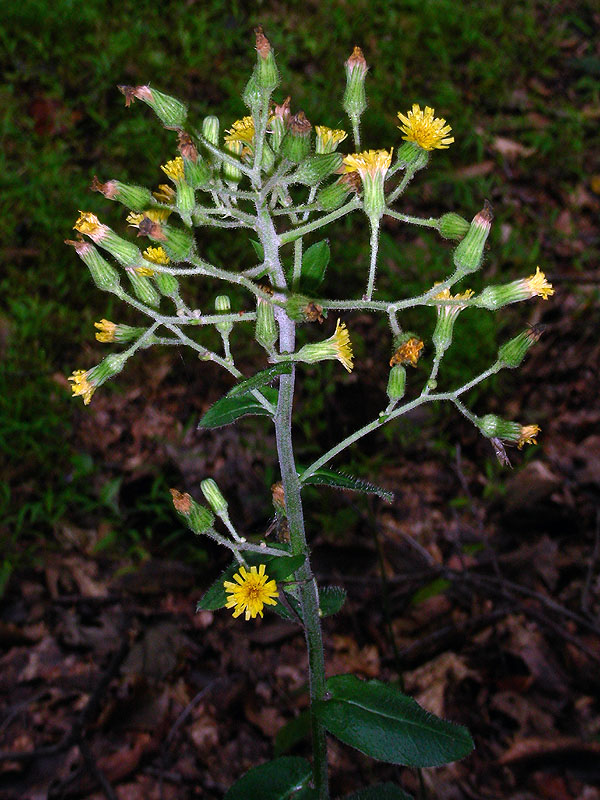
[301,239,330,292]
[411,578,451,605]
[300,468,394,503]
[224,756,315,800]
[343,784,414,800]
[271,590,303,622]
[227,363,293,398]
[196,552,303,612]
[314,674,474,767]
[274,710,311,756]
[318,585,346,617]
[198,387,277,429]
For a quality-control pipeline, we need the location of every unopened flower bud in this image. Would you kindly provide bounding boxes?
[343,46,368,120]
[91,177,154,212]
[224,140,244,183]
[201,478,228,515]
[453,201,493,275]
[118,85,187,128]
[127,270,161,308]
[280,112,312,163]
[215,295,233,335]
[154,271,180,301]
[292,152,343,186]
[255,297,278,351]
[497,327,542,368]
[170,489,215,534]
[183,157,212,189]
[242,72,262,111]
[254,26,279,94]
[438,212,470,241]
[65,239,121,294]
[270,97,291,151]
[202,116,220,147]
[387,364,406,401]
[317,175,355,210]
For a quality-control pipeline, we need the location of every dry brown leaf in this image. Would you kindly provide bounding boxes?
[491,136,536,159]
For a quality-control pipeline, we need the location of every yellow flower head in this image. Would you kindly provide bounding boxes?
[518,424,541,449]
[315,126,348,154]
[224,564,279,620]
[523,267,554,300]
[74,211,105,237]
[94,319,117,343]
[134,265,155,276]
[153,183,176,203]
[161,157,185,182]
[225,116,255,145]
[68,369,96,405]
[435,287,474,317]
[126,209,171,228]
[331,319,354,372]
[397,105,454,151]
[143,246,170,265]
[343,149,393,178]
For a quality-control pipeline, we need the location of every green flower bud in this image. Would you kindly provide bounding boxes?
[176,182,195,224]
[154,271,180,299]
[242,72,262,112]
[453,201,493,275]
[438,212,470,241]
[292,152,343,186]
[183,157,211,189]
[394,141,430,172]
[497,327,542,368]
[66,240,121,294]
[118,85,187,128]
[387,364,406,401]
[477,414,522,442]
[343,46,368,120]
[201,478,228,515]
[255,26,279,94]
[202,116,220,147]
[215,295,233,336]
[170,489,215,534]
[127,270,161,308]
[280,112,312,163]
[256,297,278,351]
[317,178,353,211]
[223,140,243,183]
[261,143,276,172]
[140,222,195,261]
[91,177,154,212]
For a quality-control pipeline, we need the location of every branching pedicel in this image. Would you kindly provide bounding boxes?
[67,28,553,800]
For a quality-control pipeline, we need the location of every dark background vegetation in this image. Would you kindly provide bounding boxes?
[1,1,599,798]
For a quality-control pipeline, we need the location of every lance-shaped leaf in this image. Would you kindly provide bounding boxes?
[314,674,474,767]
[301,239,330,292]
[197,552,305,612]
[343,785,414,800]
[224,756,316,800]
[300,467,394,503]
[274,710,311,756]
[198,387,277,429]
[227,363,293,398]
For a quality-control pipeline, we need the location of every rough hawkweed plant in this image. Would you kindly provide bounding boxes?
[67,27,553,799]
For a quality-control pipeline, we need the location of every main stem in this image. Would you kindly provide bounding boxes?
[257,204,329,798]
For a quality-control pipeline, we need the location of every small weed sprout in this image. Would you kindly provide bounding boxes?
[66,28,553,799]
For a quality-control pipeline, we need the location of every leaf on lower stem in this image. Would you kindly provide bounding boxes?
[224,756,316,800]
[300,467,394,503]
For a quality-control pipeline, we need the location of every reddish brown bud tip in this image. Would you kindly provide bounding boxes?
[91,176,118,199]
[476,199,494,225]
[339,171,362,192]
[271,482,285,510]
[138,218,166,240]
[170,488,192,513]
[255,25,271,59]
[272,96,291,122]
[346,46,368,72]
[177,131,198,163]
[65,237,91,254]
[289,111,312,136]
[117,84,152,107]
